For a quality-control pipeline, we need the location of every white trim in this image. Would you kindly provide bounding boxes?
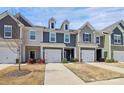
[83,32,91,43]
[4,25,12,38]
[108,34,111,59]
[29,31,36,41]
[74,47,77,58]
[49,32,56,42]
[64,33,70,43]
[114,34,121,44]
[40,47,43,59]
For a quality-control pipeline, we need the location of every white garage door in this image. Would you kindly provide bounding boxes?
[0,47,17,64]
[45,49,62,63]
[81,50,95,62]
[113,51,124,62]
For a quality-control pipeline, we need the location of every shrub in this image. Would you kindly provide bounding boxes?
[105,59,118,63]
[70,58,78,62]
[62,58,68,63]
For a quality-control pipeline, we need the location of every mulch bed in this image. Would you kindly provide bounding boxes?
[5,70,31,77]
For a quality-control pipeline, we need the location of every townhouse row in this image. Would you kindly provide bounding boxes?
[0,11,124,63]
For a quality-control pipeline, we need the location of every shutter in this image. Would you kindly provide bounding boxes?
[83,33,85,41]
[89,34,91,42]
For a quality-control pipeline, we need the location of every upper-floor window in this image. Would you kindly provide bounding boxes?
[51,22,54,29]
[96,36,100,44]
[83,33,91,42]
[4,25,12,38]
[30,31,36,40]
[114,34,121,44]
[49,32,56,42]
[64,24,68,30]
[64,33,70,43]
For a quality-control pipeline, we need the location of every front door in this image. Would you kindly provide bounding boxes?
[64,49,74,61]
[96,49,102,61]
[29,51,36,59]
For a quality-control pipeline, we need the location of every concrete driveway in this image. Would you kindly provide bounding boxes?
[44,63,85,85]
[0,64,13,70]
[44,63,124,85]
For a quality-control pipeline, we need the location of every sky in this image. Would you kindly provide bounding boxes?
[0,7,124,30]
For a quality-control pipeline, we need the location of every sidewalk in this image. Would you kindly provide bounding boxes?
[89,63,124,74]
[44,63,85,85]
[0,64,13,70]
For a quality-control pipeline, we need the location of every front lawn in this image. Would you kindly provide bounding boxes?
[64,63,124,82]
[0,64,45,85]
[105,63,124,68]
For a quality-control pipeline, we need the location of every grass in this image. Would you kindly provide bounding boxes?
[105,63,124,68]
[64,63,124,82]
[0,64,45,85]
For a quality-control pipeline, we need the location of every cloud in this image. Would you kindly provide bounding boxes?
[0,7,124,30]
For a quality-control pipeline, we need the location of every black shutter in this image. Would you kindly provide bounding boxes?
[89,34,91,42]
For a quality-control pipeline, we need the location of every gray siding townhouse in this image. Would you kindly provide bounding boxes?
[76,22,104,62]
[102,20,124,62]
[0,11,124,63]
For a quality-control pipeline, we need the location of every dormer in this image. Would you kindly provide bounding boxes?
[61,19,69,31]
[48,17,56,29]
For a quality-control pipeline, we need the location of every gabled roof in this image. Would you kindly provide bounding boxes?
[60,19,70,29]
[15,13,33,26]
[102,20,124,34]
[79,21,95,31]
[48,17,56,23]
[0,11,23,26]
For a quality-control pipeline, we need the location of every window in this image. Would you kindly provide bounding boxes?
[65,24,68,30]
[30,31,36,40]
[51,22,54,29]
[96,37,100,44]
[64,33,70,43]
[4,25,12,38]
[49,32,56,42]
[114,34,121,44]
[83,33,91,42]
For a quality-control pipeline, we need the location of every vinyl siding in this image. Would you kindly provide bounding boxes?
[79,25,95,43]
[111,27,123,45]
[0,15,20,39]
[43,32,76,47]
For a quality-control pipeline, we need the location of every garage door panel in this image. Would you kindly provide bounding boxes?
[0,47,17,64]
[113,51,124,62]
[81,50,95,62]
[45,49,61,63]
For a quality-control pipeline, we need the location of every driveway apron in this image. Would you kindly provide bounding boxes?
[44,63,85,85]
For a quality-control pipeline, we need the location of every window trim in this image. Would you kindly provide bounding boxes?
[49,32,56,42]
[83,32,91,42]
[96,36,100,44]
[29,31,36,41]
[64,33,70,43]
[4,25,12,38]
[114,34,121,44]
